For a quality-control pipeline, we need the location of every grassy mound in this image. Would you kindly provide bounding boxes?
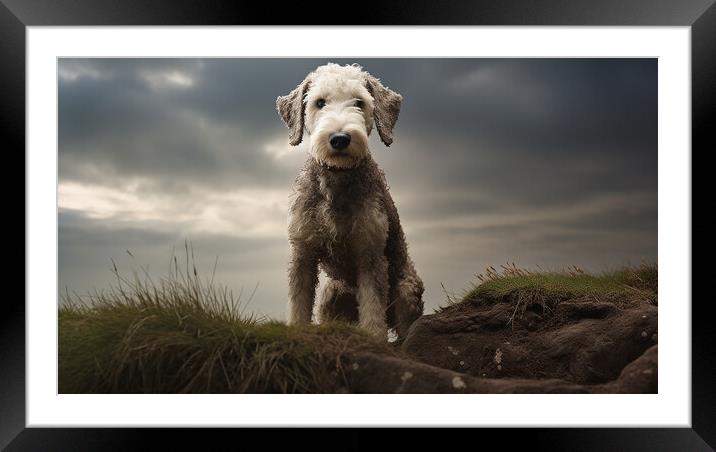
[59,246,658,393]
[439,263,657,323]
[59,251,393,394]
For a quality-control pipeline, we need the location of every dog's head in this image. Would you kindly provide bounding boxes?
[276,63,402,169]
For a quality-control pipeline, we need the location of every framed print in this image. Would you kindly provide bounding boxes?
[7,0,712,449]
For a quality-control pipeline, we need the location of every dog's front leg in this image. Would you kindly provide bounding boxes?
[287,243,319,325]
[356,255,389,339]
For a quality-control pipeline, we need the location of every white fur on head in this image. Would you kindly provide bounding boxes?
[276,63,403,168]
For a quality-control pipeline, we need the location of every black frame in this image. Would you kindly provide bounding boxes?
[5,0,712,449]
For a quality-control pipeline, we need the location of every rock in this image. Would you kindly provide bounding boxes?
[602,345,658,393]
[401,299,657,389]
[341,352,483,393]
[338,344,657,394]
[340,352,591,393]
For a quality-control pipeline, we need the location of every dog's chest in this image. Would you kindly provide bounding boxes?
[314,174,385,254]
[288,160,389,261]
[315,195,362,245]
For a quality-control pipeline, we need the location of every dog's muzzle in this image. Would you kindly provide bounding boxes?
[329,132,351,152]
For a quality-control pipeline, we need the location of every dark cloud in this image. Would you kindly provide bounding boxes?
[59,58,657,194]
[58,58,657,318]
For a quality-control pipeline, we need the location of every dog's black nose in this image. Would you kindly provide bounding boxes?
[329,132,351,151]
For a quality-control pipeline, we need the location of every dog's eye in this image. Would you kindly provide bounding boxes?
[355,99,364,109]
[316,99,326,109]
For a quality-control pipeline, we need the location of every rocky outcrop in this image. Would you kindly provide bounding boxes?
[338,344,656,393]
[368,297,661,393]
[341,352,589,393]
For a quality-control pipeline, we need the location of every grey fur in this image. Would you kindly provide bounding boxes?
[365,75,403,146]
[287,157,424,339]
[276,78,310,146]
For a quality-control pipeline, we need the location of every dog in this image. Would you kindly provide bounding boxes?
[276,63,424,340]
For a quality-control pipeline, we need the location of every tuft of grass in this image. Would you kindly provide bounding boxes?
[59,244,393,394]
[438,262,657,324]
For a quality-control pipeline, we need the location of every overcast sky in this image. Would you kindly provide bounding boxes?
[58,58,657,319]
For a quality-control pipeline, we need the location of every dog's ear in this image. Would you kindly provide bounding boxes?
[365,75,403,146]
[276,77,311,146]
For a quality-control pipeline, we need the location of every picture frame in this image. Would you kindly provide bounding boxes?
[7,0,711,448]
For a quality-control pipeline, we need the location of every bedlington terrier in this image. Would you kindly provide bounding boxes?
[276,63,424,341]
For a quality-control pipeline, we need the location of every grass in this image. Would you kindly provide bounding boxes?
[59,243,658,392]
[59,244,393,394]
[439,262,657,325]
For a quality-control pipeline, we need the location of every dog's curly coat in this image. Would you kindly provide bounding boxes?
[276,63,424,340]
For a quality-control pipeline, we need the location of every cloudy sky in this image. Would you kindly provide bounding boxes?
[58,58,657,319]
